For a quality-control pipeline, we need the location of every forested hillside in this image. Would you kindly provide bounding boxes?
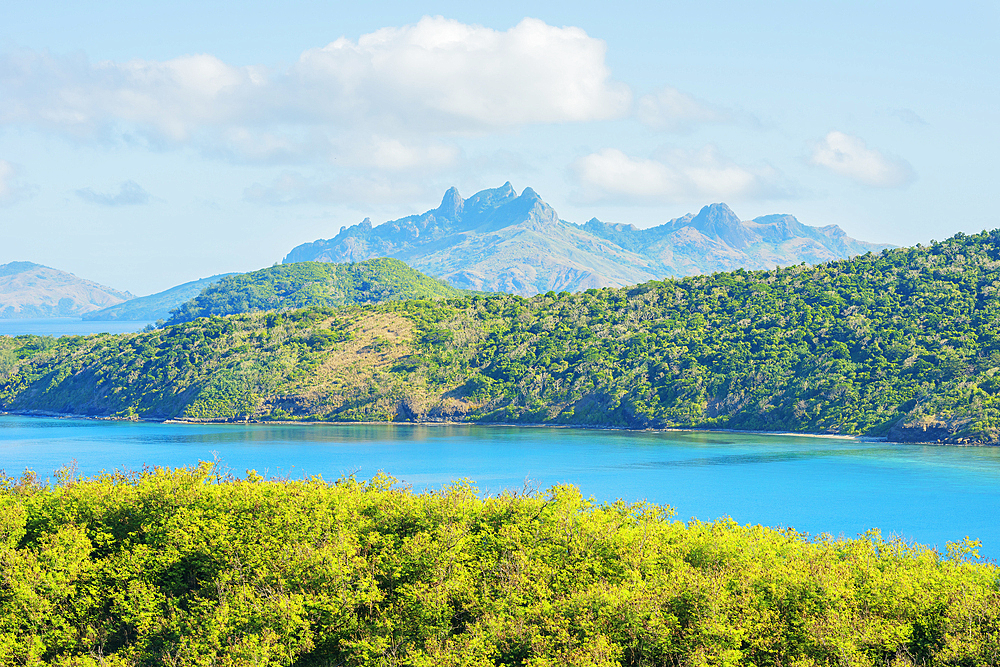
[2,229,1000,442]
[165,258,462,325]
[2,465,996,665]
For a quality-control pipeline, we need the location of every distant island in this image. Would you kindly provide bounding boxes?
[2,229,999,444]
[285,183,890,295]
[0,261,133,318]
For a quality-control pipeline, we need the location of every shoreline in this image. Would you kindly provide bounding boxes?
[0,408,954,445]
[5,410,991,447]
[176,418,884,442]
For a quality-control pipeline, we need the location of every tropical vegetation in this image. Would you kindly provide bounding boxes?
[1,464,996,665]
[2,230,1000,442]
[164,259,462,325]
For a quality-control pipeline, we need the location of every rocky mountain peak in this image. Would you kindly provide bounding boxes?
[688,203,754,249]
[518,187,559,226]
[462,182,518,216]
[519,186,541,201]
[436,187,464,220]
[749,214,808,243]
[691,203,741,229]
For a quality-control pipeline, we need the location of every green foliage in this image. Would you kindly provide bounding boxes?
[9,230,1000,440]
[378,229,1000,442]
[0,341,16,380]
[0,309,354,420]
[0,466,997,666]
[166,259,462,325]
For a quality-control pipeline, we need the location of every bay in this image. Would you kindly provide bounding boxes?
[2,414,998,559]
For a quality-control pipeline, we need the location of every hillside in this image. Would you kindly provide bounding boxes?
[165,258,462,325]
[0,261,133,318]
[83,273,233,321]
[284,183,889,295]
[2,229,999,443]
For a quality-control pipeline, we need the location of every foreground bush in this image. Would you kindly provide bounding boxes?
[1,464,997,666]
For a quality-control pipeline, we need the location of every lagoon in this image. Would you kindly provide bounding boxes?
[2,415,999,559]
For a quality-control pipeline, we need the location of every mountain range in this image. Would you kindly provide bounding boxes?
[283,183,890,295]
[0,184,891,320]
[0,262,133,318]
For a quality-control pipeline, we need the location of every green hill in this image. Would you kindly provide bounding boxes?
[3,229,1000,442]
[164,258,463,325]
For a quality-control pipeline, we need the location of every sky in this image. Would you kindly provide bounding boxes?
[0,0,997,295]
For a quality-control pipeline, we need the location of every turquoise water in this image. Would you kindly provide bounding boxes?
[2,415,999,559]
[0,318,153,336]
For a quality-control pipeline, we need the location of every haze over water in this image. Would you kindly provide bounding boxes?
[2,415,998,560]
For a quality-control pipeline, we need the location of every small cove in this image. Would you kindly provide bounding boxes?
[2,415,999,559]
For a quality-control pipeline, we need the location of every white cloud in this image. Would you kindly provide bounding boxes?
[0,17,631,165]
[292,17,630,128]
[636,87,728,132]
[361,136,460,171]
[572,147,788,204]
[0,160,32,205]
[76,180,153,206]
[0,51,264,142]
[810,131,915,188]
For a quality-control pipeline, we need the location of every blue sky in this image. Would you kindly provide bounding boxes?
[1,0,996,294]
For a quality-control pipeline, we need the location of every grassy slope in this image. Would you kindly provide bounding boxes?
[165,258,463,325]
[3,230,1000,442]
[2,465,996,665]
